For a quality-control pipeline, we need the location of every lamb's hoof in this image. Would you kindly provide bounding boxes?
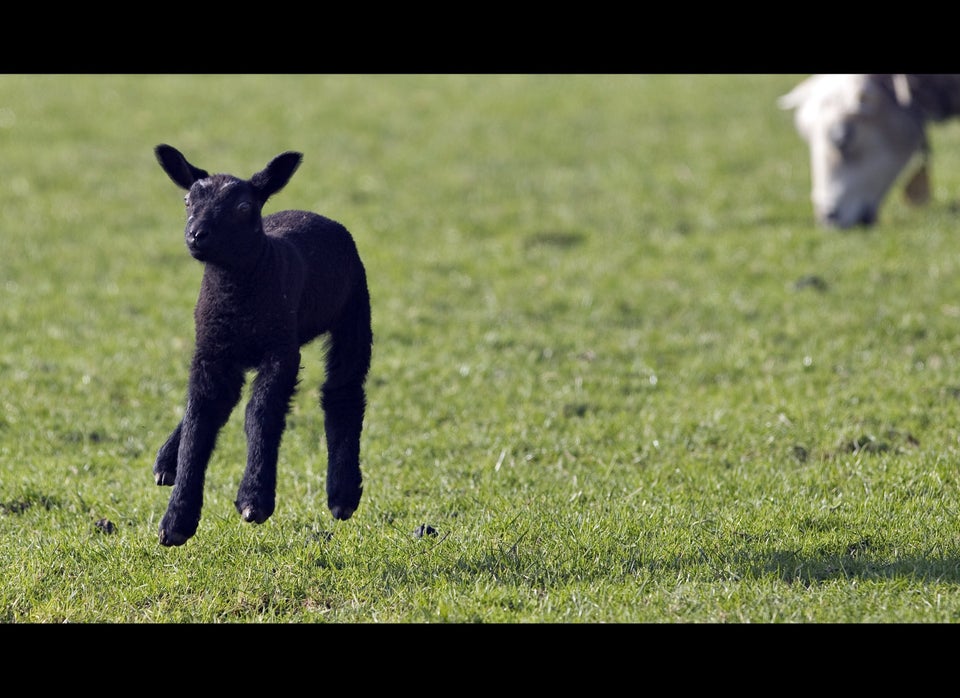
[239,504,271,524]
[158,527,189,547]
[328,484,362,521]
[155,471,176,486]
[329,504,356,521]
[158,510,198,546]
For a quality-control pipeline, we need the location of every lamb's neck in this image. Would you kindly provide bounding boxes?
[202,245,276,297]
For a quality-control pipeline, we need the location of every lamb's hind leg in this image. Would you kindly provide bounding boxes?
[322,379,367,519]
[322,293,373,520]
[235,350,301,525]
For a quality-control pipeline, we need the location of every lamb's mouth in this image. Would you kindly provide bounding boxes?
[186,236,211,260]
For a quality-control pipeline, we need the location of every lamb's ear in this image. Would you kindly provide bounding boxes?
[155,144,209,190]
[251,152,303,205]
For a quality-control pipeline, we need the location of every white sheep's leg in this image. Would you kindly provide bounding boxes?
[235,351,301,525]
[158,361,244,547]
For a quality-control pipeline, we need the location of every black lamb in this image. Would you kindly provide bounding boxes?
[151,144,372,547]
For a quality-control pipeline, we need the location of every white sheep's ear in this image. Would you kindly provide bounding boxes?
[251,152,303,204]
[891,74,913,107]
[777,75,827,141]
[777,77,816,112]
[155,144,209,190]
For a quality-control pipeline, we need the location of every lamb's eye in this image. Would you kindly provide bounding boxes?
[237,201,253,216]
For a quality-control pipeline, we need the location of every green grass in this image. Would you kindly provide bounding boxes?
[3,74,960,622]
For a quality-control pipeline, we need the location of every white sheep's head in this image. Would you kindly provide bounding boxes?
[155,144,303,266]
[779,74,928,229]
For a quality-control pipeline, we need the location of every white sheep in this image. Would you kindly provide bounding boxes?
[779,74,960,228]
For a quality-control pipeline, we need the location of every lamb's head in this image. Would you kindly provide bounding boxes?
[155,144,303,266]
[778,74,928,229]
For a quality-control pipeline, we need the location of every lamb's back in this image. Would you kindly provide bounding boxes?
[265,210,367,341]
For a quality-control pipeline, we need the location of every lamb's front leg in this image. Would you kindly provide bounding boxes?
[153,421,182,486]
[158,361,244,547]
[235,350,301,525]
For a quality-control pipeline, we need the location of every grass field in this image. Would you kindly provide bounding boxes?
[3,74,960,622]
